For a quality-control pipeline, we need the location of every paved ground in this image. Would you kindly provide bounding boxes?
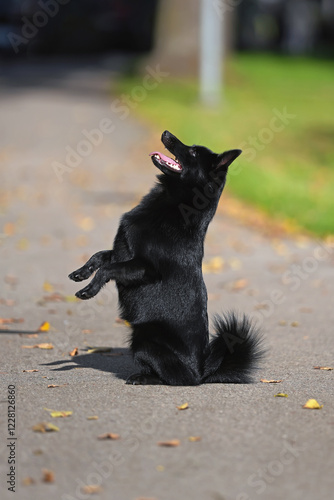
[0,57,333,500]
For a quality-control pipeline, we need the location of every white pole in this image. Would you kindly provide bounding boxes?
[200,0,223,105]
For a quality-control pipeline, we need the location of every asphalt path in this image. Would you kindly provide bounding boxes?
[0,57,333,500]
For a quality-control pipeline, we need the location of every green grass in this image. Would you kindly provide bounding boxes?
[116,55,334,236]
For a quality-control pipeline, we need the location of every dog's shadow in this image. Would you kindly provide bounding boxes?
[41,348,135,381]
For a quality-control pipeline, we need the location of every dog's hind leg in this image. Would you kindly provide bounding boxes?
[68,250,113,282]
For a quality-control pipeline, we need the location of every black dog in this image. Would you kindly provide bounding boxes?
[69,131,264,385]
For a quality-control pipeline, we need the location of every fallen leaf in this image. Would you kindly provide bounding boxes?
[87,416,99,420]
[188,436,201,442]
[303,399,323,409]
[291,321,299,327]
[43,281,54,293]
[3,222,15,236]
[33,449,43,455]
[78,216,95,232]
[0,317,24,324]
[260,379,282,383]
[82,329,93,334]
[47,384,68,388]
[42,469,55,483]
[314,366,333,371]
[177,402,189,410]
[157,439,180,447]
[202,256,224,274]
[37,321,50,332]
[69,347,78,357]
[97,433,120,440]
[20,333,38,338]
[300,307,313,313]
[228,258,242,270]
[23,369,39,373]
[87,346,113,354]
[156,465,165,472]
[17,237,29,251]
[32,422,59,432]
[4,275,18,286]
[44,408,72,418]
[22,477,35,486]
[278,320,287,326]
[274,393,288,398]
[254,303,270,311]
[81,485,103,494]
[36,343,54,349]
[0,298,15,306]
[231,278,248,291]
[22,343,54,349]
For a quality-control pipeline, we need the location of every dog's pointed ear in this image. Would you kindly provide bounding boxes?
[216,149,242,170]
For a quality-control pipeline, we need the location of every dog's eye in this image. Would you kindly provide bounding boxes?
[190,148,197,158]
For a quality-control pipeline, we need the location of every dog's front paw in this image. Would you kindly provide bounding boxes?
[126,373,163,385]
[75,284,98,300]
[68,266,94,282]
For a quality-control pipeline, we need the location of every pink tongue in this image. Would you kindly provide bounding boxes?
[149,151,179,166]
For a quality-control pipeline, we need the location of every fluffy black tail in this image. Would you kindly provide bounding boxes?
[202,312,265,384]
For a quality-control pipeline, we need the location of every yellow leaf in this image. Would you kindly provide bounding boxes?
[43,281,54,293]
[22,343,54,350]
[87,346,112,354]
[188,436,201,442]
[303,399,323,409]
[291,321,299,327]
[44,408,72,418]
[38,321,50,332]
[202,256,224,274]
[17,238,29,251]
[260,379,282,383]
[274,393,288,398]
[36,343,54,349]
[65,295,79,302]
[32,422,59,432]
[157,439,180,447]
[87,416,99,420]
[23,369,39,372]
[177,402,189,410]
[314,366,333,371]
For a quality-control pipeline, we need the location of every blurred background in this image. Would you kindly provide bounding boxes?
[0,0,334,237]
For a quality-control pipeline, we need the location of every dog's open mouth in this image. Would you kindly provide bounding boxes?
[149,151,182,172]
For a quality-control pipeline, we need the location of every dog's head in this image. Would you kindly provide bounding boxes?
[150,130,241,197]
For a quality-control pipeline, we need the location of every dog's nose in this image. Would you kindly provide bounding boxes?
[161,130,170,141]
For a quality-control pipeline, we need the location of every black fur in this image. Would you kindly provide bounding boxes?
[69,131,264,385]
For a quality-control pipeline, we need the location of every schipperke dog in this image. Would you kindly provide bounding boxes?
[69,131,264,385]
